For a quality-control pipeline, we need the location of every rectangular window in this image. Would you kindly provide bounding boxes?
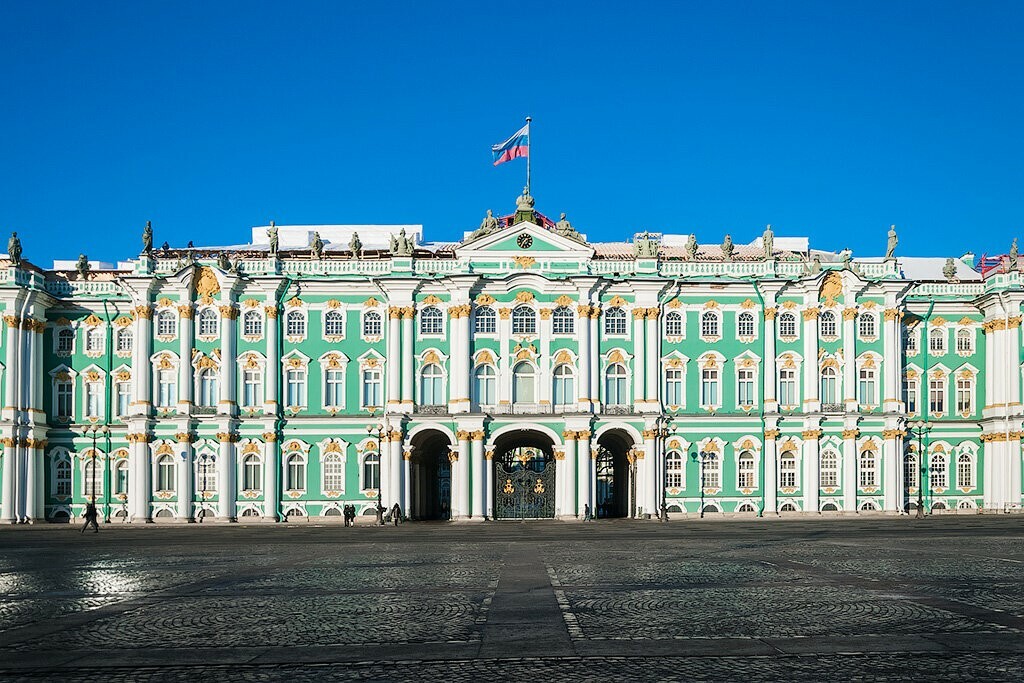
[701,369,719,407]
[116,382,131,418]
[737,369,755,407]
[929,379,945,414]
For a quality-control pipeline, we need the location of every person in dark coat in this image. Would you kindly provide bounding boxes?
[80,501,99,533]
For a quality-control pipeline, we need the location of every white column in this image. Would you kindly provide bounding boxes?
[578,430,593,515]
[843,308,857,409]
[389,429,403,509]
[455,433,470,518]
[803,308,820,411]
[643,430,657,516]
[577,305,591,411]
[763,310,778,410]
[763,432,778,514]
[632,309,645,409]
[176,439,193,521]
[264,306,279,414]
[562,433,577,517]
[645,309,659,404]
[471,432,484,518]
[401,307,414,411]
[263,438,278,521]
[219,305,237,416]
[842,430,857,511]
[178,305,194,411]
[802,432,820,513]
[217,437,236,521]
[387,307,401,409]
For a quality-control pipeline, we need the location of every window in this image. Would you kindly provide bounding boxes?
[473,364,496,407]
[362,452,380,490]
[956,377,973,414]
[779,368,797,408]
[737,368,755,407]
[821,366,838,405]
[738,451,756,489]
[243,310,263,337]
[512,306,537,335]
[242,454,262,492]
[552,307,575,335]
[324,310,345,337]
[904,377,918,414]
[956,329,973,354]
[420,363,444,405]
[665,367,684,407]
[420,306,443,335]
[325,369,345,408]
[57,328,74,354]
[156,310,176,337]
[701,368,719,407]
[701,453,720,489]
[116,328,133,353]
[286,310,306,337]
[85,382,102,418]
[778,313,797,338]
[242,368,263,408]
[904,453,919,489]
[666,311,684,337]
[55,458,71,496]
[780,452,798,488]
[323,453,345,492]
[115,459,129,496]
[858,368,876,406]
[858,313,876,338]
[156,369,177,408]
[819,311,837,338]
[286,368,306,408]
[929,378,945,414]
[929,454,947,489]
[957,452,974,488]
[737,311,755,338]
[604,307,627,335]
[666,451,684,488]
[157,455,176,493]
[198,368,218,408]
[286,454,306,492]
[553,364,575,406]
[362,368,382,408]
[929,328,945,353]
[198,309,219,337]
[56,379,73,418]
[363,311,382,337]
[605,363,627,406]
[115,381,131,417]
[196,455,216,494]
[474,306,496,334]
[820,451,839,488]
[905,328,918,353]
[513,362,536,404]
[701,311,719,338]
[859,448,877,487]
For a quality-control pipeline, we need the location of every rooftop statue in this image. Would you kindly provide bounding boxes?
[76,254,90,280]
[516,186,535,211]
[1009,238,1019,273]
[267,221,278,257]
[634,231,659,259]
[311,231,324,260]
[721,234,734,262]
[390,227,414,256]
[7,232,22,266]
[142,221,153,254]
[686,234,698,261]
[762,224,774,259]
[885,224,898,259]
[943,257,957,281]
[349,232,363,259]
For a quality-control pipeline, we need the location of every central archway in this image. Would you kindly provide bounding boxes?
[492,429,556,519]
[409,430,453,520]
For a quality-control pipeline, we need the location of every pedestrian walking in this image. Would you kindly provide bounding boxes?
[80,500,99,533]
[582,503,592,522]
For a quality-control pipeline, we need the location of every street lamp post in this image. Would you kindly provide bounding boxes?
[366,422,384,525]
[83,424,109,522]
[909,420,932,518]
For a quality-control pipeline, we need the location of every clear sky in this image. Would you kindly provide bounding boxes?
[2,1,1022,266]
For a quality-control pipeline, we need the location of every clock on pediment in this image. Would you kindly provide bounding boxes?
[516,233,533,249]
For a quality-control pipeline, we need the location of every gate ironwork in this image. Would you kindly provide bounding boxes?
[494,447,555,519]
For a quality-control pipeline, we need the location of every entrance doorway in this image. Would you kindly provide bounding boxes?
[492,431,556,519]
[595,431,632,518]
[409,431,452,520]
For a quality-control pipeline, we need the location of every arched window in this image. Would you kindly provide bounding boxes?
[322,453,345,492]
[472,364,496,407]
[780,452,798,488]
[604,307,627,335]
[604,363,627,406]
[737,451,756,489]
[665,311,684,337]
[198,309,219,337]
[956,328,973,353]
[198,368,218,408]
[243,310,263,337]
[512,362,536,404]
[420,306,443,335]
[701,311,719,338]
[552,364,575,406]
[957,452,974,488]
[195,454,216,494]
[737,311,755,337]
[904,452,919,489]
[820,450,839,488]
[242,454,262,492]
[362,368,382,408]
[57,328,74,354]
[819,311,837,338]
[859,448,877,487]
[929,328,945,352]
[474,306,496,334]
[115,328,133,353]
[552,306,575,335]
[157,455,176,493]
[156,310,176,337]
[324,310,345,337]
[858,313,876,338]
[286,310,306,337]
[362,452,381,490]
[85,327,105,353]
[929,453,947,489]
[778,313,797,338]
[55,457,72,496]
[114,459,129,496]
[420,363,444,405]
[821,366,838,404]
[362,311,382,337]
[286,454,306,492]
[666,451,684,488]
[512,305,536,335]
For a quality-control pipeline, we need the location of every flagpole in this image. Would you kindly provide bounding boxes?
[525,116,532,195]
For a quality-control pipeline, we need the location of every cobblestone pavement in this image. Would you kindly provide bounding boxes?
[1,517,1023,681]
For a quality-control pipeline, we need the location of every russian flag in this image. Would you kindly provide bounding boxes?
[491,123,530,166]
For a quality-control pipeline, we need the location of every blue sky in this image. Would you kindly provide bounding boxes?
[2,1,1022,266]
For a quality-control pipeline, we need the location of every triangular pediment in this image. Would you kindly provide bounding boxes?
[456,221,594,260]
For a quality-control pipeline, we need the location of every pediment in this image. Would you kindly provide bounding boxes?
[456,221,594,260]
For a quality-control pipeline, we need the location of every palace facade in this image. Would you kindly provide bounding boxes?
[1,194,1021,523]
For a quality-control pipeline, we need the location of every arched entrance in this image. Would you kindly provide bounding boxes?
[492,430,556,519]
[595,430,633,518]
[409,430,453,520]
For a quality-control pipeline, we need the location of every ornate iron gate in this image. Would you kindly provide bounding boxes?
[494,448,555,519]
